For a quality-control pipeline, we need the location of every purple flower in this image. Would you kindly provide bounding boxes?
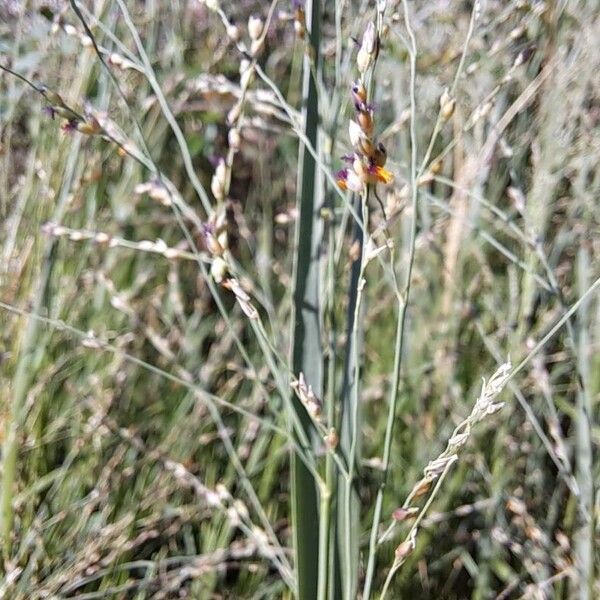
[43,106,56,119]
[201,222,216,237]
[61,119,78,133]
[208,155,224,168]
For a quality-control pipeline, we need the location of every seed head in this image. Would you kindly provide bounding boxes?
[211,257,229,283]
[228,128,241,152]
[248,15,263,41]
[42,89,65,107]
[324,428,339,450]
[440,88,456,121]
[395,537,415,562]
[226,23,240,42]
[227,102,242,125]
[293,2,306,38]
[357,22,377,73]
[211,158,228,201]
[77,116,102,135]
[361,21,377,55]
[348,120,363,149]
[240,59,255,88]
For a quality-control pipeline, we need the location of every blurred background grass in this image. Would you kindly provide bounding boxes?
[1,0,599,598]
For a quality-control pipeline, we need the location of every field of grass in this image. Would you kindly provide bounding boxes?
[1,0,599,598]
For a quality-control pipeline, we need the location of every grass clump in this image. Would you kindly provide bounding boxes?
[1,1,599,598]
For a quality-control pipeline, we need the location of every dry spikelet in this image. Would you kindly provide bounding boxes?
[324,428,339,450]
[439,88,456,121]
[410,477,432,498]
[392,507,418,522]
[248,15,263,40]
[394,528,417,563]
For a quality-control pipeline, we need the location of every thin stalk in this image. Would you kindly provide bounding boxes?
[317,202,340,600]
[290,0,323,597]
[380,460,456,599]
[338,194,368,600]
[363,2,418,595]
[574,246,593,599]
[112,0,212,215]
[317,482,332,600]
[417,2,478,177]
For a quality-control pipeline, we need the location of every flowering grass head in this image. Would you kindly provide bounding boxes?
[337,105,393,192]
[292,0,305,38]
[337,24,393,195]
[336,167,363,193]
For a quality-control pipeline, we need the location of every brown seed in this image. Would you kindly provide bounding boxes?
[351,81,367,105]
[357,110,374,136]
[358,137,375,158]
[410,477,431,497]
[430,158,443,175]
[440,88,456,121]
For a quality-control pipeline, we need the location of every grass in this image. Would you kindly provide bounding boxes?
[1,0,599,598]
[290,0,322,597]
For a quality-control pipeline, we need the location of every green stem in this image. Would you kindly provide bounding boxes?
[362,2,419,595]
[317,481,332,600]
[380,460,456,599]
[574,247,593,599]
[339,192,367,600]
[317,200,340,600]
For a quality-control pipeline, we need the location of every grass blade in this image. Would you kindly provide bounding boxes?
[290,0,322,597]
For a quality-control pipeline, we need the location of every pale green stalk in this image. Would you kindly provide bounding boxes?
[380,460,455,599]
[339,194,368,600]
[317,205,341,600]
[363,2,418,596]
[573,247,593,599]
[417,2,479,177]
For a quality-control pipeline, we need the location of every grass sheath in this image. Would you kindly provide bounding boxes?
[290,0,323,597]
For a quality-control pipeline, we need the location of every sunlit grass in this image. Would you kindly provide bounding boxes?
[1,1,599,598]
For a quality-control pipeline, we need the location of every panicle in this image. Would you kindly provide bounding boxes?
[337,22,393,195]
